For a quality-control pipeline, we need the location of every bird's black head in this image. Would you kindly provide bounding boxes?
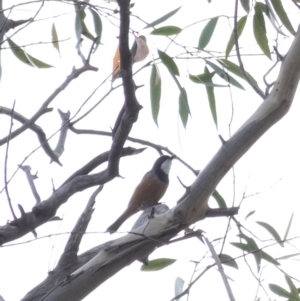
[152,155,175,183]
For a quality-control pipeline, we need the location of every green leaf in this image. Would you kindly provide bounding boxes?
[8,38,34,67]
[206,60,245,90]
[158,50,179,76]
[7,38,53,68]
[204,66,217,128]
[240,0,250,13]
[269,0,295,35]
[245,210,255,219]
[212,190,226,208]
[225,16,247,59]
[269,284,293,299]
[150,64,161,126]
[231,242,251,252]
[75,6,94,41]
[150,26,182,36]
[141,258,176,271]
[261,251,280,266]
[198,17,219,49]
[51,23,60,55]
[263,1,286,36]
[235,234,262,272]
[179,88,190,128]
[90,8,102,50]
[253,4,271,59]
[189,72,226,88]
[219,254,238,269]
[284,213,294,241]
[277,253,300,260]
[145,7,181,29]
[75,6,83,40]
[27,54,53,68]
[218,59,263,94]
[256,221,283,246]
[285,275,300,300]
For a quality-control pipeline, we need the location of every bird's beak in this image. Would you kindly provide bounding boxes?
[171,155,176,160]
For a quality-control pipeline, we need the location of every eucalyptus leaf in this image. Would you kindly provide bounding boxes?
[269,0,295,35]
[144,7,181,29]
[198,17,219,49]
[141,258,176,271]
[150,64,161,126]
[225,16,247,59]
[253,3,271,59]
[151,26,182,36]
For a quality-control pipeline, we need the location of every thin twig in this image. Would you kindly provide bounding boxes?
[205,236,236,301]
[69,126,198,176]
[233,0,265,99]
[4,100,17,220]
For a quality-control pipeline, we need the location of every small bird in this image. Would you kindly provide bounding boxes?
[106,155,175,233]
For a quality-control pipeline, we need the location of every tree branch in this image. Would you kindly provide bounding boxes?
[0,106,61,164]
[0,147,145,245]
[0,63,98,146]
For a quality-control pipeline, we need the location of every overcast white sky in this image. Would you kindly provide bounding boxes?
[1,0,300,300]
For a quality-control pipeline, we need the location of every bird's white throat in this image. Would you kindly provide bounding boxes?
[161,159,172,174]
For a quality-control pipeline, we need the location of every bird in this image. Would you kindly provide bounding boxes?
[106,155,175,233]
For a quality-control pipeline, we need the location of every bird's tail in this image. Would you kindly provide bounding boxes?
[106,212,130,234]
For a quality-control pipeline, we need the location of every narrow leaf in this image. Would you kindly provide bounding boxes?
[189,72,226,87]
[204,66,217,128]
[263,0,286,36]
[261,251,280,266]
[253,4,271,59]
[212,190,226,208]
[151,26,182,36]
[269,0,295,35]
[218,59,264,94]
[141,258,176,271]
[51,23,60,55]
[245,210,255,219]
[198,17,219,49]
[206,60,245,90]
[158,50,179,76]
[179,88,190,128]
[285,275,300,300]
[284,213,294,241]
[74,6,82,40]
[27,54,53,68]
[277,253,300,260]
[7,39,52,68]
[75,7,94,41]
[7,38,34,67]
[269,284,293,299]
[235,234,262,272]
[145,7,181,28]
[219,254,238,269]
[240,0,250,13]
[90,8,102,50]
[231,242,251,252]
[225,16,247,59]
[150,64,161,126]
[256,221,283,246]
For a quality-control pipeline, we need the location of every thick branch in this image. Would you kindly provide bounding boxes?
[57,186,103,268]
[0,147,145,245]
[0,106,60,164]
[107,0,142,177]
[32,26,300,301]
